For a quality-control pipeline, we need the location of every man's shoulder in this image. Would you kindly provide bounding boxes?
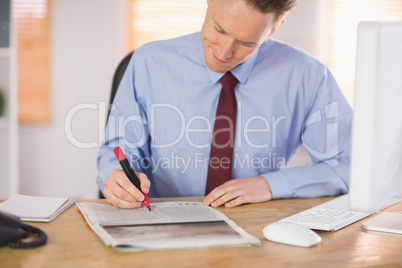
[259,39,325,69]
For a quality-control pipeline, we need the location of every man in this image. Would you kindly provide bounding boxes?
[96,0,352,209]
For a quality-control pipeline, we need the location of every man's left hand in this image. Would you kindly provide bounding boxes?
[203,176,272,208]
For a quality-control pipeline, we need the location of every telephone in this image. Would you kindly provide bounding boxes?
[0,211,47,249]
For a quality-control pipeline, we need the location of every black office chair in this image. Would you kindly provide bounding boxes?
[99,51,134,199]
[107,51,135,122]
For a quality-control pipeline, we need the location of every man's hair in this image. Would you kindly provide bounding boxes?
[244,0,299,20]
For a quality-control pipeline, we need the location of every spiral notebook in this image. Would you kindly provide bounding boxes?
[0,194,75,222]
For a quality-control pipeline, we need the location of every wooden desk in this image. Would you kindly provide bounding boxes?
[1,197,401,268]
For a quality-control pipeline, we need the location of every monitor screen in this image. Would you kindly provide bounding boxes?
[349,22,402,214]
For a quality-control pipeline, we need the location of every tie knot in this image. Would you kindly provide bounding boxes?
[220,72,238,92]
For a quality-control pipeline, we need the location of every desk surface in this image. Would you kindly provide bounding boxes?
[1,197,401,268]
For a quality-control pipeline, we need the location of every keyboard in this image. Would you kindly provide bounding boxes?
[280,195,373,231]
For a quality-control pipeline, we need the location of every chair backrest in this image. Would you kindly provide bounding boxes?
[99,51,134,199]
[107,51,135,120]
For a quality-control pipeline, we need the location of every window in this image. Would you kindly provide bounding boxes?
[127,0,206,50]
[14,0,50,123]
[328,0,402,105]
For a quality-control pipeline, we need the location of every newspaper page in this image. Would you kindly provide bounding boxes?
[77,202,261,252]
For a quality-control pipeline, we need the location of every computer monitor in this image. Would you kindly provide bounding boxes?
[349,21,402,234]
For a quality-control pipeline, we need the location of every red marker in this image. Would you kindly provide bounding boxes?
[113,147,151,211]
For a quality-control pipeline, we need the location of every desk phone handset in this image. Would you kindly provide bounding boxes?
[0,211,47,249]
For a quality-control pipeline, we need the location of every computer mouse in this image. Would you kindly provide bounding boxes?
[263,221,321,247]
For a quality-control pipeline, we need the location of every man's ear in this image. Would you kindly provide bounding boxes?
[267,19,286,37]
[267,26,278,37]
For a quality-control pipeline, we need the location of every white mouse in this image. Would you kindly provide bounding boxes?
[263,221,321,247]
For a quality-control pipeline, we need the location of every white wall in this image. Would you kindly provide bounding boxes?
[18,0,328,199]
[273,0,330,62]
[19,0,127,198]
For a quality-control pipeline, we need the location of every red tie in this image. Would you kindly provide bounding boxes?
[205,72,239,195]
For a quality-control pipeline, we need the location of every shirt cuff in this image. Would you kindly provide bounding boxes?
[261,170,293,199]
[96,162,121,192]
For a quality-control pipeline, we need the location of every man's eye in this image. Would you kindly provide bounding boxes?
[214,26,224,33]
[242,42,253,48]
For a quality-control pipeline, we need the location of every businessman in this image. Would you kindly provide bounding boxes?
[96,0,352,209]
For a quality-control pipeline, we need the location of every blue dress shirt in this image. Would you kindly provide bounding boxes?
[96,32,353,199]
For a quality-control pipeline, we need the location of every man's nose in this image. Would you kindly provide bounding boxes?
[217,37,235,60]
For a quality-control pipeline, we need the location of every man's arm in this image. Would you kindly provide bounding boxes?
[203,66,352,207]
[96,53,154,208]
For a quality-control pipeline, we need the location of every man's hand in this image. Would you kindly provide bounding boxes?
[103,169,151,209]
[203,176,272,208]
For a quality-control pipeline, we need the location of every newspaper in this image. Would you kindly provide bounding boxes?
[77,202,261,252]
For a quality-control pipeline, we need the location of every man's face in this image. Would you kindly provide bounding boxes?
[201,0,286,73]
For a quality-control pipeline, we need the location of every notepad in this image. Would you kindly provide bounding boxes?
[0,194,75,222]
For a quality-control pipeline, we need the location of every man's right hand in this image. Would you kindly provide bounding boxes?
[103,169,151,209]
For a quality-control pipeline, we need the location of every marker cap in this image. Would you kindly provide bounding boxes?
[113,147,126,162]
